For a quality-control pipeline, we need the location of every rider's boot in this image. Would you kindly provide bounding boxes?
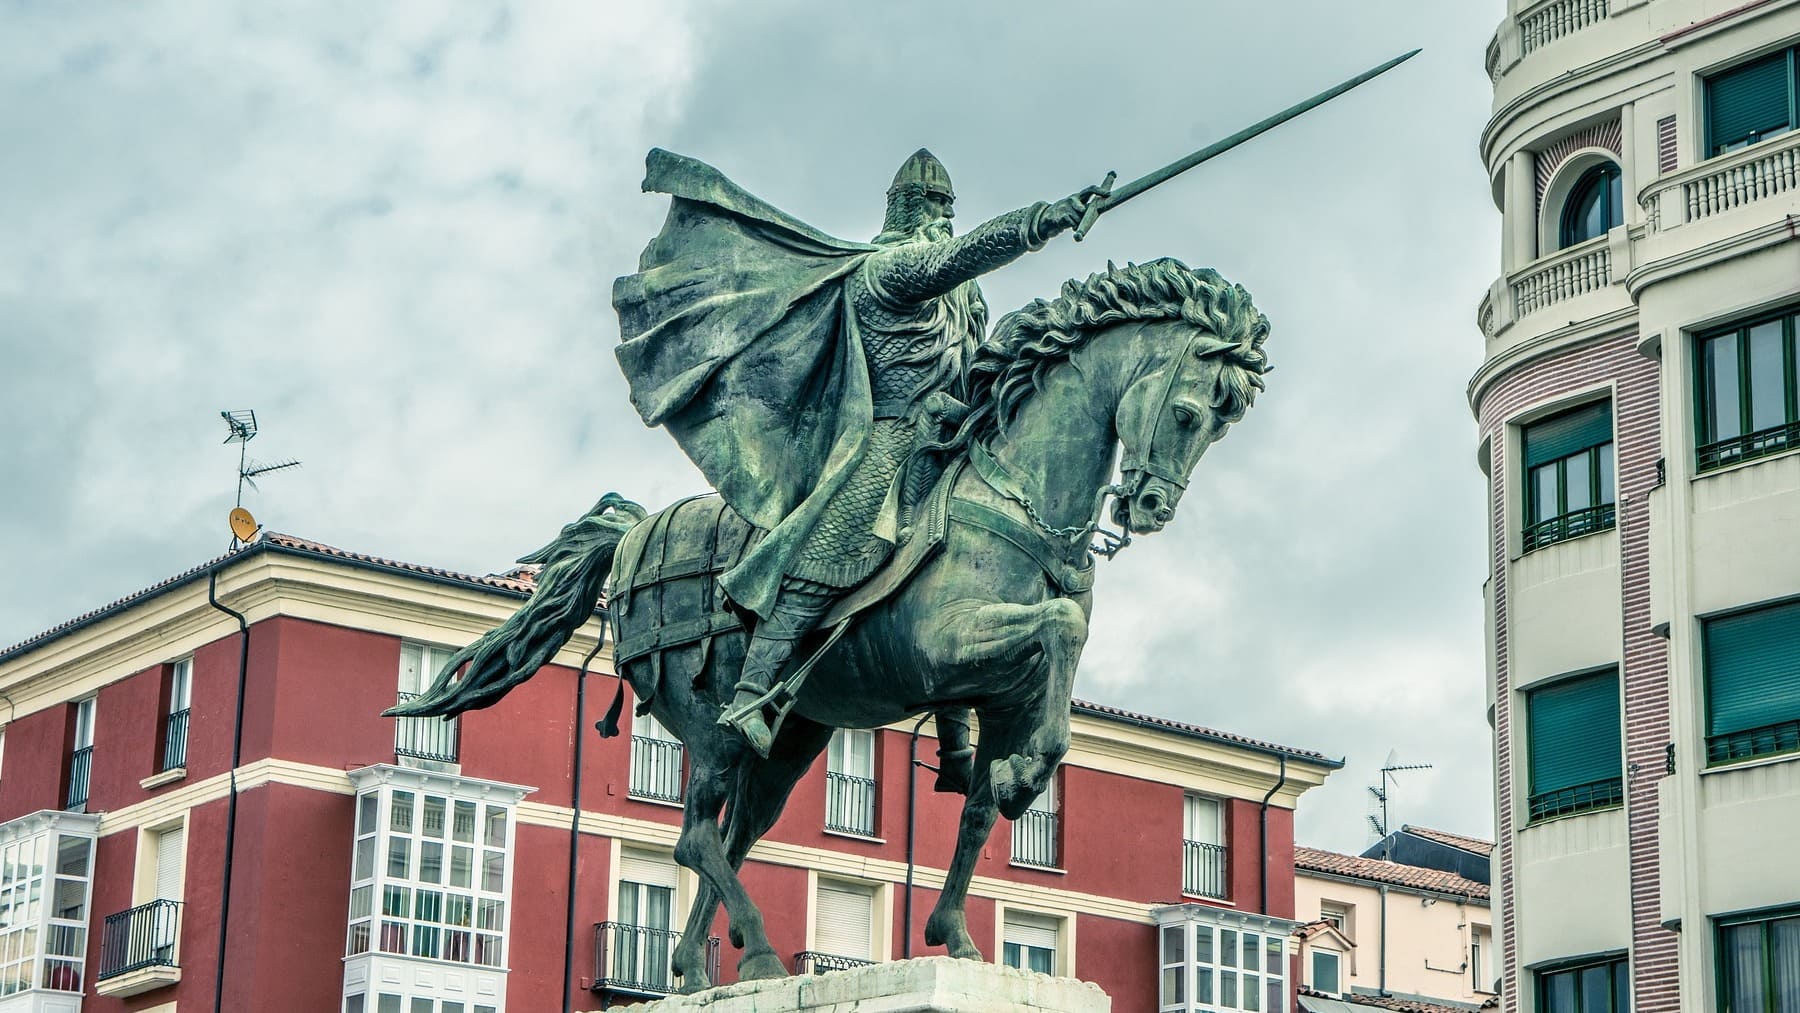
[718,633,797,759]
[933,707,975,794]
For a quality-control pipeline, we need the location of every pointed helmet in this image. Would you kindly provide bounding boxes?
[888,148,954,201]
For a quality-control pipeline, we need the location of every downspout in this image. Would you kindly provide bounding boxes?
[1379,882,1391,996]
[206,569,250,1013]
[1258,754,1288,912]
[902,713,934,957]
[561,639,603,1013]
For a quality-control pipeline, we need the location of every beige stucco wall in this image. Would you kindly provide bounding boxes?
[1293,870,1494,1005]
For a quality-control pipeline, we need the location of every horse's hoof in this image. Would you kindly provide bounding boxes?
[739,951,787,980]
[990,756,1037,820]
[730,925,746,949]
[925,910,979,958]
[677,972,711,994]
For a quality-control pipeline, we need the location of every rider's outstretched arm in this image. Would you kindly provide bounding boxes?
[869,197,1086,306]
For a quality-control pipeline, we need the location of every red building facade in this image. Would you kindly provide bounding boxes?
[0,533,1339,1013]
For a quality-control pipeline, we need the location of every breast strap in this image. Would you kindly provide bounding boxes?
[947,497,1095,597]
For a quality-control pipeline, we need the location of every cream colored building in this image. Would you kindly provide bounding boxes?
[1292,830,1494,1009]
[1477,2,1800,1012]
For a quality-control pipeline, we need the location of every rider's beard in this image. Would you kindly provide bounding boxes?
[921,218,954,243]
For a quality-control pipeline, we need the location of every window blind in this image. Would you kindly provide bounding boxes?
[1004,912,1060,951]
[814,884,874,960]
[1524,402,1612,468]
[1528,670,1622,795]
[1705,600,1800,739]
[155,826,185,900]
[619,851,679,890]
[1708,50,1793,153]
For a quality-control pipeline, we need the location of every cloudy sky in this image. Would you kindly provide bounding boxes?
[0,2,1502,855]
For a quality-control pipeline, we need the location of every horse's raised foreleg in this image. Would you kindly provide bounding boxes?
[924,598,1088,818]
[672,760,785,982]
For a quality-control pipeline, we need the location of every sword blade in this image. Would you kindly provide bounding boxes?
[1074,49,1420,239]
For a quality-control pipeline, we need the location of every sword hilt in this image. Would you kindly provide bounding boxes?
[1072,171,1116,242]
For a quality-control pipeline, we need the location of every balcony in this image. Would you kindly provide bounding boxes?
[1183,840,1228,900]
[1528,775,1624,822]
[64,747,92,812]
[162,708,189,772]
[1011,809,1059,869]
[1517,0,1608,57]
[794,951,876,974]
[1511,237,1611,318]
[1522,503,1616,552]
[1708,717,1800,766]
[592,921,716,998]
[394,693,459,765]
[1643,130,1800,232]
[1699,420,1800,473]
[95,899,181,997]
[628,735,685,804]
[824,772,876,837]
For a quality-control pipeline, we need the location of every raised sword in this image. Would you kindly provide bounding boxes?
[1073,48,1421,240]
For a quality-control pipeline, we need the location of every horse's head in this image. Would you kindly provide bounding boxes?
[1110,266,1270,535]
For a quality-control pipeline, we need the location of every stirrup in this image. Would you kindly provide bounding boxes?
[717,679,784,727]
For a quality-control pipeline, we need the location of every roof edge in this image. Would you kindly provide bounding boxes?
[1071,700,1345,769]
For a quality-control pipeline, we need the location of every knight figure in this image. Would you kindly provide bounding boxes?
[613,147,1099,760]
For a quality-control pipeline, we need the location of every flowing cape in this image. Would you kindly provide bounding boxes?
[613,149,879,618]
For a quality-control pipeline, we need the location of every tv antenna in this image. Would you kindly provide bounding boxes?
[220,410,301,547]
[1367,750,1434,857]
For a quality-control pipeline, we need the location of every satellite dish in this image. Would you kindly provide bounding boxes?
[229,507,260,543]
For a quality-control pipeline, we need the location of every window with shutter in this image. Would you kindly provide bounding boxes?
[1706,48,1796,156]
[1521,401,1616,551]
[813,883,875,961]
[1002,911,1060,975]
[1704,598,1800,763]
[1525,669,1623,821]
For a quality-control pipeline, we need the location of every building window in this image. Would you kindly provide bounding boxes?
[1521,401,1615,552]
[798,881,877,972]
[629,712,685,804]
[1705,47,1797,156]
[162,658,192,772]
[1704,598,1800,764]
[66,697,96,812]
[824,729,876,836]
[1557,163,1622,248]
[1472,925,1493,993]
[1719,907,1800,1012]
[1183,795,1226,898]
[343,770,521,974]
[1695,308,1800,472]
[1011,779,1059,869]
[1002,910,1060,975]
[1526,669,1623,821]
[396,643,460,765]
[598,851,679,995]
[1310,949,1342,995]
[1157,908,1289,1013]
[1319,903,1351,938]
[350,999,494,1013]
[99,823,185,982]
[1536,955,1628,1013]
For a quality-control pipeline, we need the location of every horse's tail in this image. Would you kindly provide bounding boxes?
[386,492,647,719]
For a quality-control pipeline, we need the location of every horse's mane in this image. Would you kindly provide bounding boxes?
[939,258,1271,452]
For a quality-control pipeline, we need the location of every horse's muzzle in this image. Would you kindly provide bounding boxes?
[1118,471,1180,534]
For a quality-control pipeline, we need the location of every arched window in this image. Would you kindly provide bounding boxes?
[1558,163,1623,248]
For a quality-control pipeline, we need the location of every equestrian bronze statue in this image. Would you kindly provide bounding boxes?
[391,147,1272,988]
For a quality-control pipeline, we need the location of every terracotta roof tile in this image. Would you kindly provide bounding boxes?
[1298,988,1496,1013]
[1401,825,1494,856]
[258,532,544,596]
[1295,846,1490,901]
[1070,699,1342,766]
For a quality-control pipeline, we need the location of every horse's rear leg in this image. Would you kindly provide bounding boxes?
[673,760,785,981]
[924,730,1002,960]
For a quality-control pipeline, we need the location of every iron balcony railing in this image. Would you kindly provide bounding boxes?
[1183,840,1228,899]
[794,950,876,974]
[824,772,877,836]
[1698,420,1800,473]
[1522,503,1615,552]
[592,921,716,997]
[628,736,685,803]
[1011,808,1059,868]
[162,708,190,771]
[1527,776,1624,822]
[394,693,459,764]
[1708,718,1800,765]
[65,746,93,812]
[97,899,181,980]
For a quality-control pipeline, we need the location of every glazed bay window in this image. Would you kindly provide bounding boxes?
[1704,598,1800,764]
[1719,907,1800,1013]
[343,766,528,1013]
[396,642,460,765]
[1156,904,1290,1013]
[824,728,876,836]
[0,811,100,998]
[1183,794,1226,899]
[1526,669,1623,821]
[1522,401,1615,551]
[1695,308,1800,472]
[1705,46,1798,156]
[1537,955,1628,1013]
[629,712,684,804]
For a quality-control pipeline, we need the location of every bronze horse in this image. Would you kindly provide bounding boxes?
[393,258,1269,988]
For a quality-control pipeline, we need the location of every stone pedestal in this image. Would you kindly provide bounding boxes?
[586,957,1110,1012]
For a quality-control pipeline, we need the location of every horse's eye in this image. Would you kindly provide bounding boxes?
[1173,405,1195,426]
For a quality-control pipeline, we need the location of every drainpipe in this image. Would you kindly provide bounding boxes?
[1258,754,1288,912]
[902,713,934,957]
[1379,882,1391,996]
[206,568,250,1013]
[561,639,603,1013]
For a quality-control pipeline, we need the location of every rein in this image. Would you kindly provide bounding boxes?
[968,439,1133,563]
